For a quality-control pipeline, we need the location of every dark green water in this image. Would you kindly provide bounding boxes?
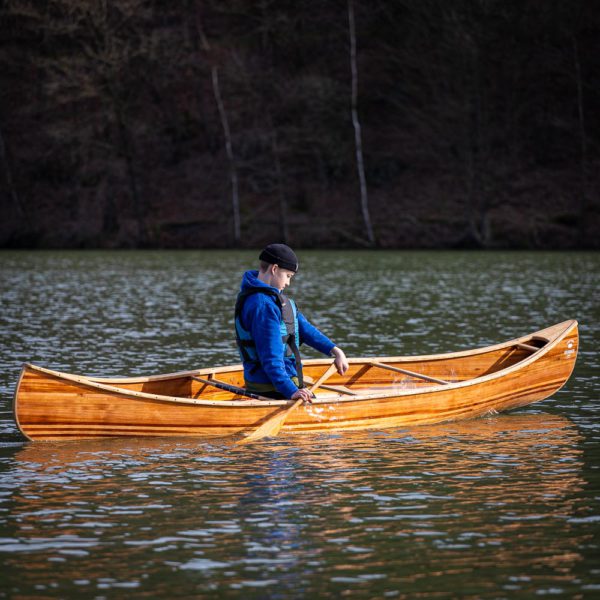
[0,250,598,598]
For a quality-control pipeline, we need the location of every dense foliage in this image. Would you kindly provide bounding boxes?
[1,0,598,248]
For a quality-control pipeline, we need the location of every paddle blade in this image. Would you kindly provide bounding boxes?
[236,399,302,445]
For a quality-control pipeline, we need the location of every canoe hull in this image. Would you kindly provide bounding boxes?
[14,321,579,441]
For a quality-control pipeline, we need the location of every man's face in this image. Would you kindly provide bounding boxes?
[271,265,295,292]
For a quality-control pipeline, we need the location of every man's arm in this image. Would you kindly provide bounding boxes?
[297,312,335,355]
[298,312,349,375]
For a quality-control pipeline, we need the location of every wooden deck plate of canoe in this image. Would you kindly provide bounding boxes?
[13,320,579,441]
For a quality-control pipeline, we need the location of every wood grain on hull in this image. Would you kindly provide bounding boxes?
[14,321,578,441]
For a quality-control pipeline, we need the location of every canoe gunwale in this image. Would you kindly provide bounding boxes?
[15,320,578,412]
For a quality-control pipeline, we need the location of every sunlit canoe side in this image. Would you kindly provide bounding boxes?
[14,320,578,441]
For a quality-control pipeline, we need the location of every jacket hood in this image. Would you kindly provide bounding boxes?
[240,270,280,294]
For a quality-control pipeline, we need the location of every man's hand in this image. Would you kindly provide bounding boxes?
[331,346,349,376]
[291,388,314,403]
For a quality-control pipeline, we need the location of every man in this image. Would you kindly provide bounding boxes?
[235,243,349,402]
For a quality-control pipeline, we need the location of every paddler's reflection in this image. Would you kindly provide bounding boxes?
[9,412,586,585]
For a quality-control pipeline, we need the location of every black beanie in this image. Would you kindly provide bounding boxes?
[259,243,299,272]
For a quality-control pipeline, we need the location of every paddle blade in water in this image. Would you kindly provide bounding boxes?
[236,399,303,445]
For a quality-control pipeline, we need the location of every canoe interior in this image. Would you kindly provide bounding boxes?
[88,335,550,401]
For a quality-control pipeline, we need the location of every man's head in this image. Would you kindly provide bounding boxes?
[259,244,298,273]
[258,243,298,291]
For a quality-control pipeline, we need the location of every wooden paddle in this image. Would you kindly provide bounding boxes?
[236,361,338,445]
[191,376,272,400]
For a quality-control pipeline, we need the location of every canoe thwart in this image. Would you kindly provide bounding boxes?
[369,362,450,385]
[316,383,357,395]
[517,343,540,352]
[303,374,357,396]
[309,362,338,394]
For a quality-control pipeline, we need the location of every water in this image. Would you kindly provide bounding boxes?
[0,250,598,598]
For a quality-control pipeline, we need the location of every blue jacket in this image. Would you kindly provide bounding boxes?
[236,270,335,398]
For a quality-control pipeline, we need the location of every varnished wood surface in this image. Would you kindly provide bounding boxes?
[13,320,579,441]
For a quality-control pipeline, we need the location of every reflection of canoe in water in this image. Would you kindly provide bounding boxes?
[13,413,581,468]
[9,411,584,592]
[13,413,581,462]
[14,320,578,441]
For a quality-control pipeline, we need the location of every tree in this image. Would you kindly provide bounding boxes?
[193,6,241,246]
[348,0,375,246]
[56,0,149,243]
[4,0,154,244]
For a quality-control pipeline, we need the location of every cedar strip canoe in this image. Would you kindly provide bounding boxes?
[13,320,579,441]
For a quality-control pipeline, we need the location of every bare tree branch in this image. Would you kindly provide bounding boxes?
[197,15,241,245]
[348,0,375,247]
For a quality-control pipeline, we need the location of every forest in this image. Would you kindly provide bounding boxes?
[0,0,598,249]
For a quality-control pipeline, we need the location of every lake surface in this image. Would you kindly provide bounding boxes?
[0,250,598,598]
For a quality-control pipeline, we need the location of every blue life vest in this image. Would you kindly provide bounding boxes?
[234,287,303,387]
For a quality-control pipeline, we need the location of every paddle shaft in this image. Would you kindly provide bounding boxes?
[260,362,338,428]
[308,362,338,394]
[237,361,338,444]
[191,376,272,401]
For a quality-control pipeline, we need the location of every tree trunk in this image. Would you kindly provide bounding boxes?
[348,0,375,247]
[195,12,241,246]
[111,94,146,245]
[462,28,490,248]
[211,66,241,245]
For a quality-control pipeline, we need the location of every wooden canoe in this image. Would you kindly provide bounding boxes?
[13,320,578,441]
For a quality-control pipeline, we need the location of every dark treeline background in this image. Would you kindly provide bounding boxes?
[0,0,598,249]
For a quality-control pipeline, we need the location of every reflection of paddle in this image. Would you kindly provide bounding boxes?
[237,362,337,445]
